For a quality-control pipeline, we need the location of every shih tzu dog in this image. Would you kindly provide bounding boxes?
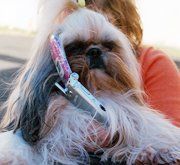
[0,0,179,164]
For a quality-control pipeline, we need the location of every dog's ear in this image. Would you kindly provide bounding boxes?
[13,44,58,144]
[1,1,80,144]
[1,0,79,145]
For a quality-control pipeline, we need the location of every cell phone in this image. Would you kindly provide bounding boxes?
[55,73,107,124]
[50,33,107,124]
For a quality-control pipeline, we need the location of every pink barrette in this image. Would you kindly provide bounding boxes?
[49,34,72,82]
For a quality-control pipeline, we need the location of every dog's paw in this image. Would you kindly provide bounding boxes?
[135,146,180,165]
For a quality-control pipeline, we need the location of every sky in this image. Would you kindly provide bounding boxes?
[137,0,180,47]
[0,0,179,48]
[0,0,37,30]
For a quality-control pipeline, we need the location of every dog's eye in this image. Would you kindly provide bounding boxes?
[85,0,93,5]
[102,41,117,51]
[65,41,87,57]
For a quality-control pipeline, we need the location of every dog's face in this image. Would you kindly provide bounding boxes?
[58,8,140,95]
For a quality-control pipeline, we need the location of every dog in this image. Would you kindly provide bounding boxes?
[0,0,179,164]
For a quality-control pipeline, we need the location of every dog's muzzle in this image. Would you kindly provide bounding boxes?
[86,47,105,69]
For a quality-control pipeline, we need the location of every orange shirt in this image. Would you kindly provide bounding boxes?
[139,47,180,127]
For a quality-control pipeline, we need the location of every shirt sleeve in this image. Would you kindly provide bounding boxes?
[139,47,180,126]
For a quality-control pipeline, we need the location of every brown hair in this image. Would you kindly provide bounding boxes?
[86,0,143,51]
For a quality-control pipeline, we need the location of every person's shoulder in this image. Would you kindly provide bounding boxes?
[138,46,179,76]
[139,46,172,66]
[138,47,180,127]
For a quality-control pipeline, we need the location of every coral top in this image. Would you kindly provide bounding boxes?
[139,47,180,127]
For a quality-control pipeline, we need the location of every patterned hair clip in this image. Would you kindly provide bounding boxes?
[78,0,86,7]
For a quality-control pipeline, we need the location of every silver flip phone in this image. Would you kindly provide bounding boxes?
[55,73,107,124]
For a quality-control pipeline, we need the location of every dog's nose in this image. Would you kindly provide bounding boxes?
[86,48,105,69]
[87,48,102,58]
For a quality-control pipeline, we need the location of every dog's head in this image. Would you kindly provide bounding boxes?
[62,8,141,94]
[1,1,142,144]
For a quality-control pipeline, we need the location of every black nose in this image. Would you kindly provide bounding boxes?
[86,48,105,69]
[87,48,102,57]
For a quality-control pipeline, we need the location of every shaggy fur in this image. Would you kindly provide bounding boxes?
[0,0,179,164]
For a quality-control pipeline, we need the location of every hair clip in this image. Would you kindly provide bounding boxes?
[78,0,86,7]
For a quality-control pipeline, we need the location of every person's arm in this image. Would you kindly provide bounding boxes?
[139,47,180,126]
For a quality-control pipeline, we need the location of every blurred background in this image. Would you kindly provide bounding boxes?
[0,0,179,102]
[0,0,180,67]
[137,0,180,62]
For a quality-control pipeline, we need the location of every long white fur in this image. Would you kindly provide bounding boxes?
[37,91,180,164]
[1,92,179,164]
[0,1,179,165]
